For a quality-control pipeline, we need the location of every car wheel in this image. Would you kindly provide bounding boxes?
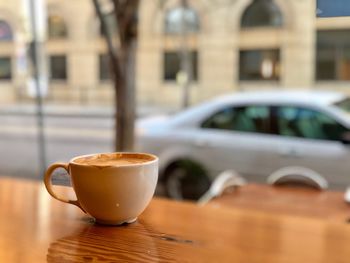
[164,161,211,201]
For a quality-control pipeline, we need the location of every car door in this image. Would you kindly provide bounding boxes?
[274,105,350,189]
[193,105,280,182]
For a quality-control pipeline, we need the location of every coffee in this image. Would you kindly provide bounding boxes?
[73,153,154,166]
[44,152,158,225]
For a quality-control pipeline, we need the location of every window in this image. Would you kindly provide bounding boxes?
[0,57,11,80]
[50,55,67,80]
[0,20,13,41]
[164,51,198,81]
[100,11,118,37]
[99,54,111,81]
[334,98,350,114]
[316,30,350,81]
[241,0,283,28]
[277,106,347,141]
[48,15,68,39]
[202,106,271,134]
[239,49,280,81]
[165,6,200,34]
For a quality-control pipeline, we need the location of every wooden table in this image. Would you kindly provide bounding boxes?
[210,184,350,222]
[2,177,350,262]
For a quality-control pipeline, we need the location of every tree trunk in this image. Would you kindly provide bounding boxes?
[113,0,138,151]
[115,41,136,151]
[93,0,138,152]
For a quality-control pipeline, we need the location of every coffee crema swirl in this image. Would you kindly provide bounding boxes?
[73,153,154,166]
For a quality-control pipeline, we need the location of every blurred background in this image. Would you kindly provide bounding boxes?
[1,0,350,200]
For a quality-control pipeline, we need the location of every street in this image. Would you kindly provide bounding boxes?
[0,113,114,181]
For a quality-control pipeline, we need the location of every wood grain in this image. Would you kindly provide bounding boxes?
[1,178,350,262]
[210,184,350,222]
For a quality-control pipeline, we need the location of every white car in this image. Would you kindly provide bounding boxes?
[136,90,350,200]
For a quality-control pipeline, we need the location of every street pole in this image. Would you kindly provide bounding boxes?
[28,0,47,177]
[179,0,192,109]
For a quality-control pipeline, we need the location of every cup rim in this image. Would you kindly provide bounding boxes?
[70,152,158,167]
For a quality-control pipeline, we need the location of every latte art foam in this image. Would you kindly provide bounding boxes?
[73,153,154,166]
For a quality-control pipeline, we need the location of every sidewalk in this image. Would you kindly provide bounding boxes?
[0,103,176,118]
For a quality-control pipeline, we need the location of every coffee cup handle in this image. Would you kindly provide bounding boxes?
[44,163,86,213]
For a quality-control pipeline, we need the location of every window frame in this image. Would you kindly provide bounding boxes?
[48,15,68,39]
[49,55,68,81]
[316,29,350,81]
[163,50,198,82]
[0,56,12,81]
[239,49,281,81]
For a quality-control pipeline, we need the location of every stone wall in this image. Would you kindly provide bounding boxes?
[1,0,348,108]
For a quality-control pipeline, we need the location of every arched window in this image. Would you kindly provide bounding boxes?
[48,15,68,39]
[241,0,283,28]
[164,6,200,34]
[0,20,13,41]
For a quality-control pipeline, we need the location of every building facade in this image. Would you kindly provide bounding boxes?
[0,0,349,109]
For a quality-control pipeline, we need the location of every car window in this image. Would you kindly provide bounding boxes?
[334,97,350,114]
[277,106,347,141]
[202,106,271,134]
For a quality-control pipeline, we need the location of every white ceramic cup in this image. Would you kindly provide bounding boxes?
[44,152,158,225]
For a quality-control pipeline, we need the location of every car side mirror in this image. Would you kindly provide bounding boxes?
[341,131,350,145]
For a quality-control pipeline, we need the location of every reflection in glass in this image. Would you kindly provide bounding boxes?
[48,15,68,39]
[165,6,200,34]
[241,0,283,28]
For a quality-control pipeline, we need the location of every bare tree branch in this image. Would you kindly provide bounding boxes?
[92,0,121,83]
